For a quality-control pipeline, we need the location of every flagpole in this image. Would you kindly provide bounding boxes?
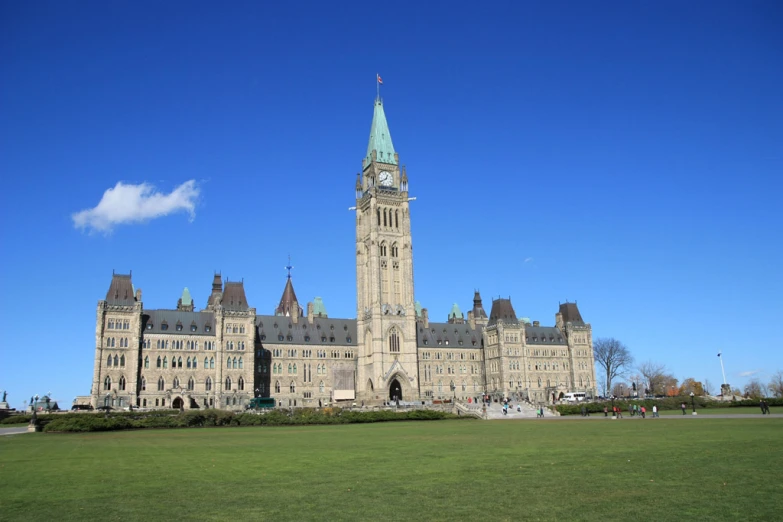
[376,73,380,100]
[718,352,727,385]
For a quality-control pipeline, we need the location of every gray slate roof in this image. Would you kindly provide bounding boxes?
[417,322,484,349]
[143,310,216,336]
[256,315,357,346]
[106,274,135,306]
[488,298,518,326]
[524,325,567,345]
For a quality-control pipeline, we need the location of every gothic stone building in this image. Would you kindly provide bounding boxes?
[90,97,597,410]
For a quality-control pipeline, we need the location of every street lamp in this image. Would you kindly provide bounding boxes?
[620,384,624,398]
[690,392,696,414]
[611,395,615,416]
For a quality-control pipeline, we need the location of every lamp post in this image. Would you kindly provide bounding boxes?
[690,392,696,415]
[620,384,624,398]
[611,395,615,416]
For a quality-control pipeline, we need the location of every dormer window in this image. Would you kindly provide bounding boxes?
[278,335,284,341]
[304,335,310,342]
[346,337,352,343]
[260,334,266,341]
[321,336,327,342]
[287,335,293,341]
[176,324,183,331]
[205,325,212,333]
[146,324,153,330]
[161,322,168,331]
[191,324,197,332]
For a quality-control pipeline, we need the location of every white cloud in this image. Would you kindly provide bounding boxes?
[739,370,760,377]
[72,180,200,233]
[524,257,534,263]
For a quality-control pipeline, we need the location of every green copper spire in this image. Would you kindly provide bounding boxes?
[312,297,327,317]
[448,303,463,320]
[181,287,192,306]
[415,301,423,317]
[365,98,397,166]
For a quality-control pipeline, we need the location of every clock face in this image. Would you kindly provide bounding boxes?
[379,171,393,186]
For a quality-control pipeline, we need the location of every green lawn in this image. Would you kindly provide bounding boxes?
[658,406,770,416]
[1,419,781,521]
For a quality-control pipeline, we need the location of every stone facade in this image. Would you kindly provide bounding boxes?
[88,96,597,409]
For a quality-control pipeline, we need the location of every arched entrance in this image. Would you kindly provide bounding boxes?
[389,379,403,402]
[172,397,184,410]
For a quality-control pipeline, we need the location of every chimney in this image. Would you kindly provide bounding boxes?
[291,300,299,324]
[533,321,540,327]
[555,312,564,330]
[422,308,429,329]
[135,288,142,302]
[307,302,314,324]
[467,310,475,329]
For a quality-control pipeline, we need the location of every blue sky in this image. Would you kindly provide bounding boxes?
[1,1,781,408]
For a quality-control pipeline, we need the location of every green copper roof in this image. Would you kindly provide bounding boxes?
[415,301,423,317]
[448,303,463,320]
[181,287,192,306]
[520,317,532,325]
[366,98,397,166]
[312,297,327,317]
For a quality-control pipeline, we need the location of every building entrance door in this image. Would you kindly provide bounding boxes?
[389,379,402,402]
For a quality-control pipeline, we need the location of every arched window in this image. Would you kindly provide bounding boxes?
[538,377,542,387]
[114,355,119,367]
[163,356,168,369]
[173,377,180,388]
[389,329,400,353]
[106,355,112,367]
[103,376,111,390]
[192,357,197,369]
[238,357,243,369]
[275,381,281,393]
[210,357,215,369]
[187,377,194,391]
[157,377,165,391]
[144,356,149,369]
[383,208,387,227]
[238,377,244,391]
[119,376,126,391]
[227,358,231,369]
[290,382,296,393]
[177,356,183,368]
[319,381,325,393]
[225,377,232,391]
[205,377,212,391]
[141,377,146,391]
[204,357,209,368]
[233,357,238,369]
[391,242,398,257]
[376,207,380,225]
[379,241,387,257]
[293,363,297,374]
[156,356,161,368]
[186,357,191,369]
[395,210,399,229]
[288,363,292,374]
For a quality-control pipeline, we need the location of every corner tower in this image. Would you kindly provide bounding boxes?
[355,95,418,401]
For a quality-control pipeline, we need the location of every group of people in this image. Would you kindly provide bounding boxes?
[759,400,772,414]
[600,403,658,418]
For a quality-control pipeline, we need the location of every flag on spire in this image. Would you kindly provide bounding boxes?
[377,74,383,85]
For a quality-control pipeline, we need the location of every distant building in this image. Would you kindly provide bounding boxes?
[89,95,597,410]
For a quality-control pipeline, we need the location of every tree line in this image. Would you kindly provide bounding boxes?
[592,337,783,399]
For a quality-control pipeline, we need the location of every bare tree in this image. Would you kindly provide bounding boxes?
[593,338,634,397]
[703,379,713,396]
[638,361,668,396]
[768,371,783,398]
[744,379,764,398]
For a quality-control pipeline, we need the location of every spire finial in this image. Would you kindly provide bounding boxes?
[285,255,293,280]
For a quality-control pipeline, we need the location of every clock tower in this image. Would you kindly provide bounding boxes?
[355,96,419,401]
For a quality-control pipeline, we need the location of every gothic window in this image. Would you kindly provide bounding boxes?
[187,357,191,369]
[210,357,215,369]
[106,355,112,367]
[293,363,297,374]
[238,377,244,391]
[391,242,398,258]
[288,363,292,374]
[290,382,296,393]
[389,329,400,353]
[383,208,387,227]
[379,241,387,257]
[158,377,165,391]
[141,377,146,391]
[187,377,194,391]
[225,377,232,391]
[103,376,111,390]
[113,355,119,367]
[120,354,126,367]
[117,376,125,391]
[275,381,281,393]
[108,319,114,329]
[376,207,381,226]
[227,358,231,369]
[144,356,149,369]
[173,377,180,388]
[239,357,243,369]
[205,377,212,391]
[319,381,325,393]
[192,357,197,369]
[163,356,168,369]
[395,210,399,229]
[177,356,182,368]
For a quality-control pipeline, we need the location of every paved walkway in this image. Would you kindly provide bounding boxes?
[521,413,783,420]
[0,427,29,436]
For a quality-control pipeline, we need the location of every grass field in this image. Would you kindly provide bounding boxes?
[1,418,781,521]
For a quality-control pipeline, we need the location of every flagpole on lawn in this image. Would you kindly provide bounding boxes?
[718,352,727,385]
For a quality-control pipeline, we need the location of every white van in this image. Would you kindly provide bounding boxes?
[564,392,586,403]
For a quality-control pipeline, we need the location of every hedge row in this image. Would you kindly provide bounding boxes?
[556,397,783,416]
[40,408,465,432]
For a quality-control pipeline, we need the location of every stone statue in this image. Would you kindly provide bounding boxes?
[2,390,6,402]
